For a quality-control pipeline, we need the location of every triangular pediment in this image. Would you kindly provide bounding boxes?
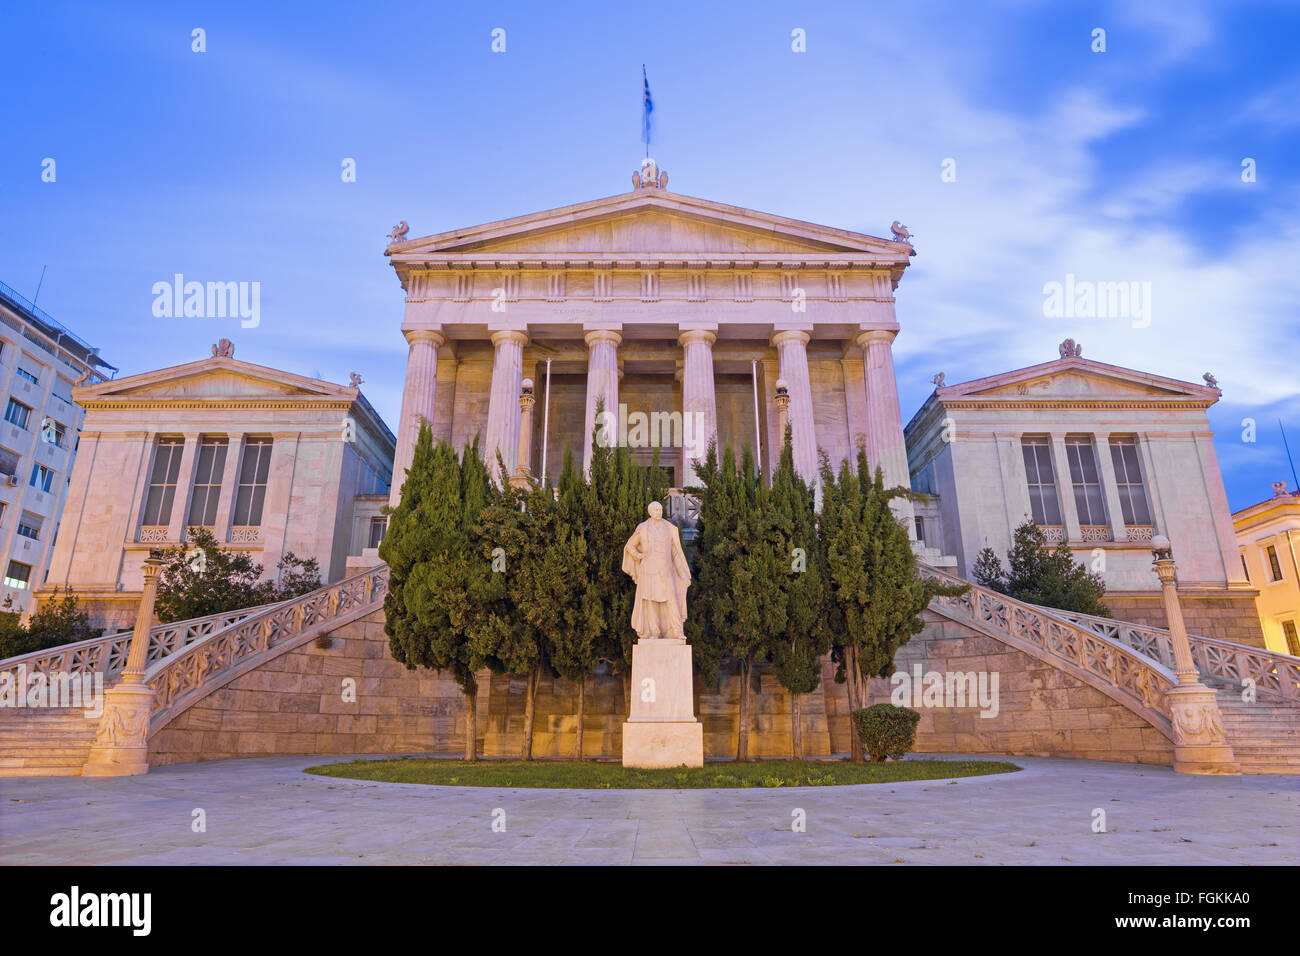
[388,190,912,260]
[939,357,1218,403]
[75,357,354,404]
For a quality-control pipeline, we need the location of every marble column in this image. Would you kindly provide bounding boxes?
[390,329,445,507]
[485,330,529,478]
[678,330,718,487]
[583,329,621,473]
[857,329,916,533]
[772,330,818,480]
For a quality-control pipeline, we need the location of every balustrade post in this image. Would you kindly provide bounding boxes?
[83,554,163,777]
[1150,535,1240,775]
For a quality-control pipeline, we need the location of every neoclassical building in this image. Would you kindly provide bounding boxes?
[385,158,932,554]
[36,342,395,630]
[1233,482,1300,655]
[905,341,1261,645]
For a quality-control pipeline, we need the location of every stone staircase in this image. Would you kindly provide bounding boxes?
[1216,693,1300,774]
[0,708,100,777]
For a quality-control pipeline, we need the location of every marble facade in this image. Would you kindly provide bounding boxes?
[35,345,395,631]
[385,163,921,542]
[905,343,1263,645]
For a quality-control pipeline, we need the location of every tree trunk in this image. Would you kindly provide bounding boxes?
[846,646,864,762]
[737,659,751,762]
[464,686,478,762]
[622,671,632,720]
[575,677,585,761]
[521,667,539,761]
[792,692,803,761]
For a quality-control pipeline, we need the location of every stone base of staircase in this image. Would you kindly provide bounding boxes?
[0,708,99,777]
[1217,692,1300,774]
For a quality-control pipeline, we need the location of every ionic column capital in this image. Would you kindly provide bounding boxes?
[856,329,897,348]
[405,329,446,348]
[490,330,530,349]
[772,329,811,348]
[584,329,622,348]
[677,329,717,348]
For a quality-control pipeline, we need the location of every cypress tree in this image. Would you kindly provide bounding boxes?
[768,426,832,760]
[381,426,502,761]
[820,449,966,761]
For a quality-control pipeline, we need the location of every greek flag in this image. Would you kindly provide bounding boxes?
[642,65,653,155]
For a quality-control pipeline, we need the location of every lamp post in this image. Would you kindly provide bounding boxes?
[1150,535,1239,774]
[774,378,790,440]
[511,378,536,490]
[83,553,164,776]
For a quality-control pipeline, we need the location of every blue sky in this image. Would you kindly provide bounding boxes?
[3,0,1298,511]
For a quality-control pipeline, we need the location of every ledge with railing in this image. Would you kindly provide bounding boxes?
[147,564,389,731]
[1039,606,1300,703]
[918,563,1177,736]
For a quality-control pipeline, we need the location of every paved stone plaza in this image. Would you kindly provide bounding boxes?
[1,755,1295,865]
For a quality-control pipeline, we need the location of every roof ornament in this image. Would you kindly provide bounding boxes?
[890,221,913,243]
[633,157,667,190]
[211,339,234,359]
[349,372,363,388]
[931,372,945,388]
[1274,481,1288,497]
[1203,372,1219,390]
[387,220,409,244]
[1058,338,1082,359]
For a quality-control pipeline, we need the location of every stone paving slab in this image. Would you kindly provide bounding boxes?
[0,754,1295,865]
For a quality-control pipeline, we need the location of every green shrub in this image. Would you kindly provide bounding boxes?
[851,704,922,762]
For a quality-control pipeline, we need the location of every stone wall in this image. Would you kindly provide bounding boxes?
[149,607,1174,767]
[1104,591,1264,648]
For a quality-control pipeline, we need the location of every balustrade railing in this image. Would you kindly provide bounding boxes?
[918,564,1176,732]
[147,565,389,727]
[1044,606,1300,703]
[0,604,274,687]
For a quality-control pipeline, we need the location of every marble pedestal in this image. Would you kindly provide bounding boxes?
[1168,684,1240,775]
[82,684,153,777]
[622,639,703,768]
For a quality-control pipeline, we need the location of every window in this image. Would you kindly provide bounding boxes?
[4,561,31,590]
[1109,437,1152,526]
[15,368,38,385]
[1265,545,1284,583]
[0,447,18,477]
[1284,621,1300,657]
[40,418,67,448]
[1241,553,1251,582]
[368,516,388,549]
[29,464,53,492]
[1021,437,1062,525]
[141,437,185,527]
[4,398,31,429]
[0,502,6,525]
[1065,436,1107,526]
[233,438,273,527]
[913,516,925,543]
[15,512,41,540]
[186,437,228,527]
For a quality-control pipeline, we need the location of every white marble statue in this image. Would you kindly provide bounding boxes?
[622,501,691,641]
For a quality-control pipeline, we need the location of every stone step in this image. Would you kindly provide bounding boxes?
[0,766,84,777]
[0,746,94,757]
[0,754,87,768]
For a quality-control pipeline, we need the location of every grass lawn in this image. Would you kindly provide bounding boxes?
[304,757,1022,789]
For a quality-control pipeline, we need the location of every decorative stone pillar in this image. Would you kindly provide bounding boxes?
[678,329,717,487]
[774,378,791,441]
[1049,433,1082,541]
[164,433,201,542]
[484,330,529,478]
[1093,430,1128,541]
[772,330,817,480]
[582,329,621,473]
[510,378,536,490]
[82,554,163,777]
[1151,535,1240,775]
[390,329,446,507]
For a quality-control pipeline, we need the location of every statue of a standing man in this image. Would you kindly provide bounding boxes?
[622,501,691,641]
